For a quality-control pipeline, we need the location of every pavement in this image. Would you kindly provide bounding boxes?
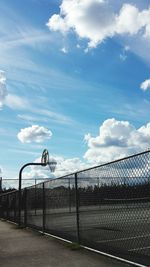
[26,204,150,261]
[0,220,131,267]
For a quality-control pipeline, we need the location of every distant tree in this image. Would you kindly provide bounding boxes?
[1,187,16,194]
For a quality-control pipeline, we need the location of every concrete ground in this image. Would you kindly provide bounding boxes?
[0,220,131,267]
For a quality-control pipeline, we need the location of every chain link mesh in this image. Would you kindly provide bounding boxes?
[0,150,150,266]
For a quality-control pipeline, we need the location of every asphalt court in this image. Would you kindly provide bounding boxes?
[24,202,150,265]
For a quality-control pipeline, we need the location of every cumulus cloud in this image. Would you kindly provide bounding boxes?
[25,119,150,179]
[23,155,89,179]
[84,118,150,164]
[17,125,52,143]
[47,1,150,49]
[18,118,150,181]
[140,79,150,91]
[0,70,8,108]
[54,156,89,177]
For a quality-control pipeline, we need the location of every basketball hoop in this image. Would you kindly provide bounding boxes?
[41,149,57,172]
[41,149,49,165]
[48,157,57,173]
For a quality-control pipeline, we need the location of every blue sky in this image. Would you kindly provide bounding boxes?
[0,0,150,181]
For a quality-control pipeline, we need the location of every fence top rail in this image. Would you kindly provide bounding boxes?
[1,149,150,194]
[1,178,51,180]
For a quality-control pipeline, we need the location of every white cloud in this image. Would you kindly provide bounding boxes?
[0,71,74,127]
[119,45,130,61]
[35,108,73,125]
[0,70,8,108]
[54,156,89,177]
[84,118,150,164]
[60,47,68,53]
[5,94,29,109]
[47,0,116,49]
[0,70,30,110]
[25,118,150,179]
[17,108,73,125]
[140,79,150,91]
[23,155,89,179]
[47,14,70,33]
[17,125,52,143]
[17,114,48,123]
[0,72,72,125]
[47,1,150,49]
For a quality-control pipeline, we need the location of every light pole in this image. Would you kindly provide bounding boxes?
[18,149,57,226]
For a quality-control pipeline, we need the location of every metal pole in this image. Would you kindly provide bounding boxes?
[14,192,16,222]
[68,178,71,213]
[0,178,2,218]
[42,183,45,233]
[18,162,46,227]
[24,188,27,227]
[7,194,9,220]
[75,173,80,244]
[97,177,101,209]
[0,195,1,218]
[35,180,37,215]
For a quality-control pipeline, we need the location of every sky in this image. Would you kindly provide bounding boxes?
[0,0,150,184]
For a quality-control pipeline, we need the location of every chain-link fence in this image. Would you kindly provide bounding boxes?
[0,150,150,266]
[0,178,50,191]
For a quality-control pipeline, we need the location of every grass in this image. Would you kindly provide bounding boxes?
[15,225,26,229]
[65,242,81,250]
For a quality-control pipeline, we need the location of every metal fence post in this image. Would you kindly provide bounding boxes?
[34,183,37,215]
[7,194,9,220]
[0,195,1,218]
[75,173,80,244]
[14,192,16,222]
[68,178,71,213]
[42,183,46,233]
[24,188,27,227]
